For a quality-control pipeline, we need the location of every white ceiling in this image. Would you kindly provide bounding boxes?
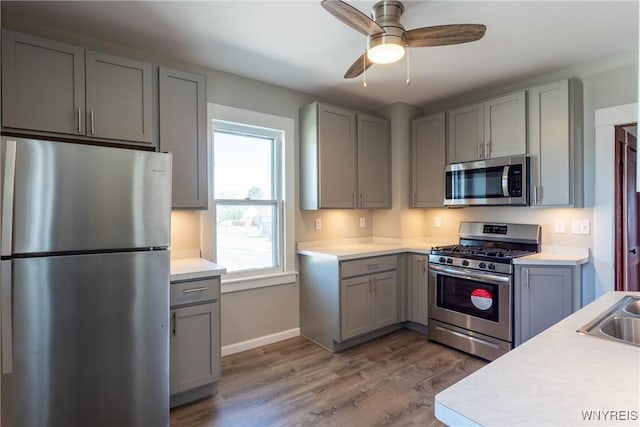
[2,1,638,110]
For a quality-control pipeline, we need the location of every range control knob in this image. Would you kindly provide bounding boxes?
[488,263,496,270]
[439,257,446,263]
[446,258,453,264]
[478,262,487,269]
[461,260,470,267]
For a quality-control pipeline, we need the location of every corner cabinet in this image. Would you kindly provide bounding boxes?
[169,276,221,408]
[528,78,583,206]
[299,254,401,352]
[300,101,390,209]
[411,113,446,207]
[447,91,526,163]
[2,29,154,146]
[159,67,208,209]
[514,265,578,346]
[407,254,429,326]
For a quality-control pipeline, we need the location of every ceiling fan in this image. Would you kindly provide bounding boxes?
[321,0,487,78]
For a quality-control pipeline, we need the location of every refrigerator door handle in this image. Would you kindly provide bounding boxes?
[1,139,17,257]
[2,260,13,374]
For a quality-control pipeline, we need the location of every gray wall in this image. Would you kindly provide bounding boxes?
[4,17,637,348]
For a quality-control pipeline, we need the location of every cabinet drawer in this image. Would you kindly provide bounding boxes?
[340,255,397,278]
[170,277,220,307]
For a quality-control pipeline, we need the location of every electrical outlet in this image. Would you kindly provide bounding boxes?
[434,216,442,228]
[554,219,565,233]
[571,219,590,235]
[315,218,322,231]
[359,217,366,228]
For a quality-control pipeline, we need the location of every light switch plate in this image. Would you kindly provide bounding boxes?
[315,218,322,231]
[434,216,442,228]
[359,217,366,228]
[571,219,590,235]
[554,219,565,233]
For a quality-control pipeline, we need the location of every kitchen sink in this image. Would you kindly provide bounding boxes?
[577,296,640,347]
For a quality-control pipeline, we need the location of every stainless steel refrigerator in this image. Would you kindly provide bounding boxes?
[0,137,171,426]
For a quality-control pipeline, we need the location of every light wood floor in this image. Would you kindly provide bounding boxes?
[170,329,487,426]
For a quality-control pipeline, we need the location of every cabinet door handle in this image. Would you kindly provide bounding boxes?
[360,192,363,207]
[412,192,416,206]
[533,185,538,205]
[478,143,483,159]
[182,286,208,294]
[524,269,530,289]
[372,278,377,293]
[486,140,491,157]
[77,107,82,133]
[90,110,95,135]
[171,311,176,336]
[352,192,356,207]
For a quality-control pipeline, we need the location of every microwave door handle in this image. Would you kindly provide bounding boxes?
[501,166,510,197]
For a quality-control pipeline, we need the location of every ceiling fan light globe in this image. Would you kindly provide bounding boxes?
[367,43,405,64]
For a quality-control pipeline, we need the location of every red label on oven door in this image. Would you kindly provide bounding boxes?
[470,288,493,310]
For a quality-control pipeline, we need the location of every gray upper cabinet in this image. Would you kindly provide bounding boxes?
[357,113,390,208]
[411,113,446,207]
[85,51,153,143]
[528,78,583,207]
[2,30,84,135]
[2,29,154,146]
[159,67,207,209]
[300,101,356,209]
[483,91,527,159]
[447,103,483,163]
[300,101,390,209]
[447,91,526,163]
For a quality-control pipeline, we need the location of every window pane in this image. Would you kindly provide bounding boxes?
[213,131,273,199]
[216,204,276,272]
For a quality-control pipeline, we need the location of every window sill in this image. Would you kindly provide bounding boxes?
[221,271,298,294]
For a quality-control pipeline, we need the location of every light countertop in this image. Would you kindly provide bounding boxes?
[435,291,640,427]
[297,238,590,266]
[170,258,226,282]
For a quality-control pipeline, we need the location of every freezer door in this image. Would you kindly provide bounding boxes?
[2,137,171,255]
[1,251,169,427]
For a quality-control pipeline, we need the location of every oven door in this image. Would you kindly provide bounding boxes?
[428,263,512,341]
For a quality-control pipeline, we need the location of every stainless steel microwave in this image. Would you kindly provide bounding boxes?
[444,156,529,206]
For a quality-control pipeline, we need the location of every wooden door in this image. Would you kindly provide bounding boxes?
[615,125,639,291]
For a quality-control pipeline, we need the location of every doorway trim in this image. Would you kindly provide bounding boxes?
[594,102,637,298]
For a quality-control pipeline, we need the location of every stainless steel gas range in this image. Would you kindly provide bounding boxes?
[428,222,541,361]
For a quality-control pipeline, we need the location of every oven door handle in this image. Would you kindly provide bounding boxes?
[429,264,511,285]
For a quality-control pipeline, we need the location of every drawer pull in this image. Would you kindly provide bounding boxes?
[182,286,209,294]
[367,263,379,270]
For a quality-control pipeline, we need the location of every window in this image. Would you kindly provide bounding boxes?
[212,121,283,275]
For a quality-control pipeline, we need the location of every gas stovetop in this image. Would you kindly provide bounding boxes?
[430,245,536,262]
[429,222,541,275]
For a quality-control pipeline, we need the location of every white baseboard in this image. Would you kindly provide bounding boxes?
[221,328,300,357]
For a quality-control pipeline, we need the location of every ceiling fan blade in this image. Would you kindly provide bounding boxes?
[405,24,487,47]
[321,0,384,36]
[344,52,373,79]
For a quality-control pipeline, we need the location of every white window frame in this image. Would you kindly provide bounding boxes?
[202,104,296,293]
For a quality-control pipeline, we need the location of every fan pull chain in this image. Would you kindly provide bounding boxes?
[363,51,367,88]
[406,47,411,85]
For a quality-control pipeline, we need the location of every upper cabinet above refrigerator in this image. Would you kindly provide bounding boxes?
[1,29,154,147]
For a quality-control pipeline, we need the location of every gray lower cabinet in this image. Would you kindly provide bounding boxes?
[2,29,154,145]
[170,276,221,408]
[407,254,429,326]
[159,67,207,209]
[514,266,573,346]
[299,254,401,352]
[341,270,398,340]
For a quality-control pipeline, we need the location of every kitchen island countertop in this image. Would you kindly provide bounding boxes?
[170,258,226,282]
[435,291,640,427]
